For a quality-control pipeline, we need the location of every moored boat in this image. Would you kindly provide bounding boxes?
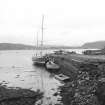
[32,56,45,66]
[32,15,45,67]
[55,74,70,82]
[45,61,60,71]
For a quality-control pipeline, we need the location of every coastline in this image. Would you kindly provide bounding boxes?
[0,85,43,105]
[48,53,105,105]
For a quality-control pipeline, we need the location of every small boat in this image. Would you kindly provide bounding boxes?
[45,61,60,71]
[55,74,70,82]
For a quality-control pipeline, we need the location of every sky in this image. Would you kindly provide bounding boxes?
[0,0,105,46]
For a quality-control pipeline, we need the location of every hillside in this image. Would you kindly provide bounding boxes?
[1,41,105,50]
[82,41,105,49]
[0,43,35,50]
[0,43,78,50]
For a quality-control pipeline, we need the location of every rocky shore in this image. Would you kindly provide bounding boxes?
[2,53,105,105]
[0,85,43,105]
[48,54,105,105]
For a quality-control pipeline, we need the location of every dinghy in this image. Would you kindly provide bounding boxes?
[45,61,60,71]
[55,74,70,82]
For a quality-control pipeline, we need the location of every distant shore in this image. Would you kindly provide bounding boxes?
[0,40,105,50]
[0,42,102,50]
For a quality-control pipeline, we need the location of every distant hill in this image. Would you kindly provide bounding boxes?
[1,41,105,50]
[0,43,79,50]
[82,41,105,49]
[0,43,35,50]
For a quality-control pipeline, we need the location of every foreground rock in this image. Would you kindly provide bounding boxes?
[0,85,43,105]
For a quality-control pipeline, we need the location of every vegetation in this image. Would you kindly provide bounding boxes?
[82,41,105,49]
[0,85,43,105]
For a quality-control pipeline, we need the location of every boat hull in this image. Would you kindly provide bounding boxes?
[55,74,70,82]
[45,61,60,71]
[33,61,45,66]
[32,56,45,66]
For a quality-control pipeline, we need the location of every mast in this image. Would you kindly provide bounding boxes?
[36,31,38,57]
[40,15,44,57]
[37,31,38,48]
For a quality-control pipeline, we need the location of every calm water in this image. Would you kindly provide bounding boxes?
[0,50,62,105]
[0,49,93,104]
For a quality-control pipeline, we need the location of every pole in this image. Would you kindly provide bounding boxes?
[41,15,44,57]
[36,31,38,57]
[37,31,38,49]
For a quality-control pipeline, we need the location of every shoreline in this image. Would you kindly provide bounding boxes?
[47,53,105,105]
[0,85,43,105]
[1,52,105,105]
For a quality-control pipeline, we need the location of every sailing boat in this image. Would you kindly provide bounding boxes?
[32,16,45,66]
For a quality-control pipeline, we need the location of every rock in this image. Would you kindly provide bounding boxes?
[0,85,43,105]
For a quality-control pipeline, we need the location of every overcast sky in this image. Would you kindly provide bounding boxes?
[0,0,105,46]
